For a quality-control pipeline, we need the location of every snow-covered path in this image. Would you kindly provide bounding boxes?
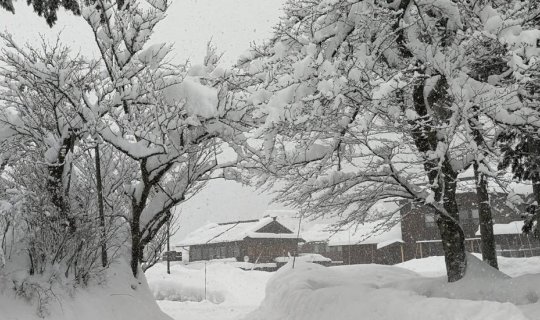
[158,300,257,320]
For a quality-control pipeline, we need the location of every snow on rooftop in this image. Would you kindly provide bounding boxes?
[475,221,524,236]
[178,216,299,246]
[302,220,402,247]
[456,168,531,195]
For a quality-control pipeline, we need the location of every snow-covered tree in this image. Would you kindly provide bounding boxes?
[0,0,81,26]
[76,0,244,277]
[236,0,540,281]
[1,0,244,279]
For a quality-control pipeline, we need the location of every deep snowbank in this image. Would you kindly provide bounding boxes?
[0,260,171,320]
[244,254,540,320]
[397,253,540,278]
[146,262,272,305]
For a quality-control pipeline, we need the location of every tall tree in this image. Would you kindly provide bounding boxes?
[236,0,539,281]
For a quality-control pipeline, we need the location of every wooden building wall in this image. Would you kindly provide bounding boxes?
[189,238,300,263]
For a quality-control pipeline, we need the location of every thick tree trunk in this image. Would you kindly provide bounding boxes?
[437,213,467,282]
[473,161,498,269]
[436,166,467,282]
[411,80,467,282]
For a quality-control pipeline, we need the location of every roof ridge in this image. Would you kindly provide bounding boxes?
[218,218,262,225]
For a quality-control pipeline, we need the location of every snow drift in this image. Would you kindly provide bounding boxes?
[244,254,540,320]
[146,262,271,306]
[0,259,171,320]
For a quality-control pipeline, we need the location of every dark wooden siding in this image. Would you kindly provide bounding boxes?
[243,238,299,263]
[300,242,344,262]
[189,238,300,263]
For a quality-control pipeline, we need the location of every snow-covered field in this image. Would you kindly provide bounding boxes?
[147,255,540,320]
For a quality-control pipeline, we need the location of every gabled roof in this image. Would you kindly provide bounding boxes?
[302,219,402,249]
[178,216,301,246]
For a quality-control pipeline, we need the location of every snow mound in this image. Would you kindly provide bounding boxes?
[393,254,540,306]
[146,262,272,306]
[244,257,535,320]
[0,259,171,320]
[397,253,540,278]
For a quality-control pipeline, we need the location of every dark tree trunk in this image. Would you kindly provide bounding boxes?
[437,212,467,282]
[95,145,108,267]
[130,218,141,278]
[468,105,498,269]
[436,163,467,282]
[474,161,498,269]
[411,79,467,282]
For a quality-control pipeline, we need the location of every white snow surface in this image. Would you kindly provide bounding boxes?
[146,261,272,320]
[475,221,524,236]
[0,260,171,320]
[150,254,540,320]
[244,255,540,320]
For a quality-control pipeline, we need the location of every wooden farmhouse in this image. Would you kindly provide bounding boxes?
[179,216,303,263]
[400,191,540,260]
[301,185,539,265]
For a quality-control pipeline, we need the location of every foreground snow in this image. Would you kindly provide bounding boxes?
[0,259,170,320]
[245,254,540,320]
[146,261,272,320]
[397,253,540,278]
[146,255,540,320]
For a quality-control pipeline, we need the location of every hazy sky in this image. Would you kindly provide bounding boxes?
[0,0,292,243]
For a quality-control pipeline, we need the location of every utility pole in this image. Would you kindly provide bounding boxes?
[167,214,170,274]
[292,214,303,269]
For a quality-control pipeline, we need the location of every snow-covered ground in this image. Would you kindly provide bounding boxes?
[147,255,540,320]
[0,259,170,320]
[145,261,272,320]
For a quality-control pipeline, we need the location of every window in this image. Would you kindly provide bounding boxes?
[337,246,342,252]
[471,209,479,219]
[233,244,240,257]
[191,248,201,260]
[425,214,436,228]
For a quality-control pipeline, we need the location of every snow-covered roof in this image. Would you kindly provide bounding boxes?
[456,168,531,196]
[475,221,524,236]
[302,220,402,247]
[178,217,300,246]
[274,253,332,263]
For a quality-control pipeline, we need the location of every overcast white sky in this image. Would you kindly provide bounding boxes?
[0,0,292,243]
